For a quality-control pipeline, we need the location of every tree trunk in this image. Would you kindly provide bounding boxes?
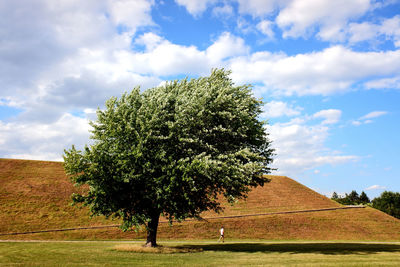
[144,212,160,247]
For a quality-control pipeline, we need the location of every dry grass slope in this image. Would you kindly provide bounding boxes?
[1,158,400,241]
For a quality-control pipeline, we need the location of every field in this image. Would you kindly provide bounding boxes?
[2,158,400,241]
[1,241,400,266]
[2,159,400,265]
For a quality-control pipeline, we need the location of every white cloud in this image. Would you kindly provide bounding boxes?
[0,0,157,114]
[313,109,342,125]
[257,20,275,39]
[174,0,216,16]
[233,0,398,47]
[212,4,234,17]
[170,0,399,48]
[365,77,400,90]
[0,113,91,161]
[1,18,252,133]
[236,0,284,17]
[352,110,388,126]
[360,111,388,120]
[365,185,386,191]
[276,0,371,41]
[117,32,248,77]
[107,0,155,34]
[0,26,252,134]
[236,17,257,35]
[122,37,210,76]
[380,15,400,47]
[262,101,301,118]
[1,0,399,165]
[348,22,379,43]
[263,105,357,177]
[135,32,164,51]
[348,15,400,47]
[269,119,358,177]
[229,46,400,96]
[0,0,163,162]
[206,32,249,63]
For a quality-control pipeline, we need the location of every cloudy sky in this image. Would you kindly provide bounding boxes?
[1,0,399,198]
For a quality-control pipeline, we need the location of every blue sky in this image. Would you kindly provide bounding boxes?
[1,0,399,199]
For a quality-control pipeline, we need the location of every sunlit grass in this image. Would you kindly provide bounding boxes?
[1,241,400,266]
[114,244,203,253]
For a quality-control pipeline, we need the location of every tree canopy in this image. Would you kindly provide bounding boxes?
[372,191,400,219]
[63,69,274,246]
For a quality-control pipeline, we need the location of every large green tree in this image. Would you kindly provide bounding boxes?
[63,69,274,247]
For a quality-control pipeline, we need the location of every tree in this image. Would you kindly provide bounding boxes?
[331,190,371,205]
[63,69,275,247]
[359,191,370,204]
[348,190,359,204]
[372,191,400,219]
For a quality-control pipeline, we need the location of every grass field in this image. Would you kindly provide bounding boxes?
[3,159,400,242]
[1,241,400,266]
[2,159,400,265]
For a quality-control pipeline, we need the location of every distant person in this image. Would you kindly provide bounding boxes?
[218,226,224,243]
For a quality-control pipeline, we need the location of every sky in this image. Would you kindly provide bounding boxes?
[1,0,399,199]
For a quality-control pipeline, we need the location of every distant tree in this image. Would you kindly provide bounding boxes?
[331,190,370,205]
[359,191,370,204]
[334,193,351,205]
[372,191,400,219]
[63,69,275,247]
[348,190,360,204]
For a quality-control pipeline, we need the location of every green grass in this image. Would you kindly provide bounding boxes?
[1,241,400,266]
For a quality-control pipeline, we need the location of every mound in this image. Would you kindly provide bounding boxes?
[1,158,400,241]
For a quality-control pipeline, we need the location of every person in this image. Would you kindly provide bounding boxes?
[218,226,224,243]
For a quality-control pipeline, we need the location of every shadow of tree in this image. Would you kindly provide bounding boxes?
[180,243,400,255]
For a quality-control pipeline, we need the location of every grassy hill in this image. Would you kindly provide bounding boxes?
[1,158,400,241]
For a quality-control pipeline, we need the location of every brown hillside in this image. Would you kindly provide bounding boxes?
[1,158,400,241]
[203,174,341,217]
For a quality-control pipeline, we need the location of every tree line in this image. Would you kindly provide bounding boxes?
[331,190,400,219]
